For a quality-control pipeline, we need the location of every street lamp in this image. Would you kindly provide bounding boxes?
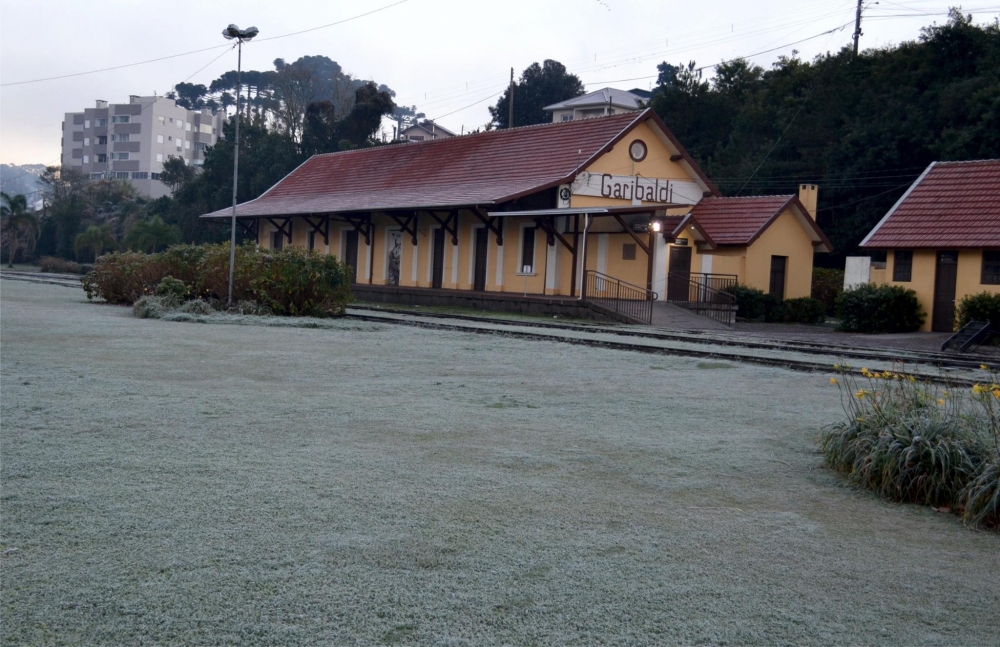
[222,23,259,306]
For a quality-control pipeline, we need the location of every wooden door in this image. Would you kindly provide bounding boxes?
[932,251,958,332]
[344,230,359,283]
[473,227,488,291]
[769,256,787,299]
[432,228,445,289]
[667,246,692,301]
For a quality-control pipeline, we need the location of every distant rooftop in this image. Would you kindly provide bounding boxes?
[543,87,648,112]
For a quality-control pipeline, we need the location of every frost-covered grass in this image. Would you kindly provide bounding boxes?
[2,280,1000,646]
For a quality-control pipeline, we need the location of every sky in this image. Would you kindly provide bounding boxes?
[1,0,997,165]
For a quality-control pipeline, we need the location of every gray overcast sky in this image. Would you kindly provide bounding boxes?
[2,0,996,165]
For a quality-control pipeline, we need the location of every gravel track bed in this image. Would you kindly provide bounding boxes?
[2,281,999,646]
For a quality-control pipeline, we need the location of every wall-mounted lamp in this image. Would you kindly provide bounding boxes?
[651,220,663,232]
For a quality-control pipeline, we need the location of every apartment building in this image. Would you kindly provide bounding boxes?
[60,95,225,198]
[543,87,650,123]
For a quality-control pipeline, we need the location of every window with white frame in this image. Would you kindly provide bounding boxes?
[112,115,130,124]
[561,114,573,122]
[111,133,130,142]
[97,135,107,145]
[83,155,89,163]
[131,171,148,179]
[185,122,191,131]
[84,119,91,128]
[112,152,130,161]
[157,135,164,144]
[151,172,161,180]
[175,120,182,128]
[84,137,90,146]
[95,118,108,127]
[184,140,190,149]
[156,153,163,162]
[114,171,129,179]
[97,154,107,163]
[175,139,182,149]
[158,116,166,125]
[194,141,207,151]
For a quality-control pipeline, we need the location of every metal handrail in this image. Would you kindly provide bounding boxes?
[666,270,738,325]
[686,272,738,293]
[583,270,657,324]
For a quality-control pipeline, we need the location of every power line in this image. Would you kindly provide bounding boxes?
[1,0,413,88]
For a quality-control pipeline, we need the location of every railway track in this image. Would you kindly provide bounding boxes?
[348,307,990,385]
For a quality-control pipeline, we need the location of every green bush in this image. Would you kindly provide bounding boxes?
[821,365,1000,529]
[725,284,766,320]
[957,291,1000,330]
[83,243,353,318]
[783,297,827,324]
[812,267,844,316]
[249,246,353,317]
[837,284,924,333]
[155,276,189,302]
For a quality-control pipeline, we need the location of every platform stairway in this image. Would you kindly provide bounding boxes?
[665,271,738,326]
[941,320,992,352]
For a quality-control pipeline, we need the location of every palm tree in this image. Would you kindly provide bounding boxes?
[74,224,116,263]
[1,191,39,268]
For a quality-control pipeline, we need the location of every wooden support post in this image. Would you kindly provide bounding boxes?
[611,213,650,255]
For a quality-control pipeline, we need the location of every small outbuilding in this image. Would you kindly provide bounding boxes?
[860,159,1000,331]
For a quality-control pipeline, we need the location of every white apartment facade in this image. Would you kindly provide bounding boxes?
[61,95,225,199]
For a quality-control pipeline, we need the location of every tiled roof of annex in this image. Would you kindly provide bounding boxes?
[686,194,831,250]
[861,160,1000,248]
[203,109,713,219]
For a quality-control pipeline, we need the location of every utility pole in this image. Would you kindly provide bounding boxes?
[852,0,864,55]
[508,67,514,129]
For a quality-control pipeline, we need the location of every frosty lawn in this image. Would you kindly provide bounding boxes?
[2,280,998,646]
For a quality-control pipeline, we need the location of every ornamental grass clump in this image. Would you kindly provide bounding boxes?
[821,363,1000,529]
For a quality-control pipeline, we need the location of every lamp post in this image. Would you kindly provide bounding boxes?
[222,23,259,306]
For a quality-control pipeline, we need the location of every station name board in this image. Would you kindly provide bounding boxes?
[570,172,702,205]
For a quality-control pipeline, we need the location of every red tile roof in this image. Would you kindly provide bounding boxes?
[203,109,716,219]
[687,195,832,251]
[203,110,715,218]
[861,160,1000,248]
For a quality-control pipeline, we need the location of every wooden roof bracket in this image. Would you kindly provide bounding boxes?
[340,213,372,246]
[237,218,258,238]
[428,210,459,245]
[387,211,420,245]
[533,217,575,253]
[302,215,330,246]
[470,206,504,245]
[611,213,650,255]
[265,217,293,243]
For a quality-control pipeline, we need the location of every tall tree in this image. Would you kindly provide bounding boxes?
[125,215,181,253]
[489,60,585,128]
[1,192,39,266]
[74,224,116,263]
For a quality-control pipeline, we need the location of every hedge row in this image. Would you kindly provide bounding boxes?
[724,285,826,324]
[82,243,353,317]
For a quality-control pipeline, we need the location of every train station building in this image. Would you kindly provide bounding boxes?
[203,109,831,322]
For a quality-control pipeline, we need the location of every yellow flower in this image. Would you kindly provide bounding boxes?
[833,363,841,369]
[973,384,987,395]
[830,378,839,385]
[937,399,945,406]
[908,376,917,383]
[855,390,866,399]
[993,389,1000,399]
[981,364,990,370]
